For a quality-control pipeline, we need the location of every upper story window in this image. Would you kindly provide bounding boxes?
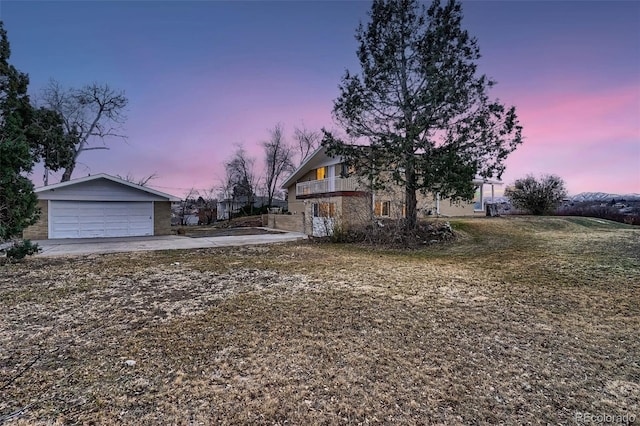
[316,166,327,180]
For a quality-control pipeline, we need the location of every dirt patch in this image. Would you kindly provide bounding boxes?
[1,217,638,424]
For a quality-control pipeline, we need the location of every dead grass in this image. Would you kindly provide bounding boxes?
[1,216,638,424]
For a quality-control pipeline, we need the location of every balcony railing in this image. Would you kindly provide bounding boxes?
[296,176,364,197]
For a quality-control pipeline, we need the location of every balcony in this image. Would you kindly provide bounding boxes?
[296,176,364,197]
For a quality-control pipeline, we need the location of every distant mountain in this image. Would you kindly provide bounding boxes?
[569,192,640,202]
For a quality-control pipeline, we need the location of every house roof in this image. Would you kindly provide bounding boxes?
[280,145,503,189]
[35,173,181,201]
[280,146,340,189]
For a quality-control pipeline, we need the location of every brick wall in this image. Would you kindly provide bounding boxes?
[22,200,49,240]
[154,201,172,235]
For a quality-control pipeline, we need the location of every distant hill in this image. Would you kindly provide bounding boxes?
[569,192,640,203]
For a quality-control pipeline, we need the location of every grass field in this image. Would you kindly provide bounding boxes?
[1,216,638,424]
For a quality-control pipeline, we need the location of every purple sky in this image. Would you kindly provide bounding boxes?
[2,0,639,197]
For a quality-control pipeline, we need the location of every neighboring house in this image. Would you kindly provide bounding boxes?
[23,173,180,239]
[280,146,501,236]
[217,196,286,220]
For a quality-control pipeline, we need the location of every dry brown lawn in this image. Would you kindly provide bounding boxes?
[1,216,638,424]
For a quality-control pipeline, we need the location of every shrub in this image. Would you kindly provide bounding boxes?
[3,239,41,260]
[505,174,567,215]
[323,219,456,248]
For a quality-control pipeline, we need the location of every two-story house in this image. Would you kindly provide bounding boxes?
[280,146,501,236]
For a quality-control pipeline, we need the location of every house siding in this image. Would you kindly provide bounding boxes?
[436,198,480,216]
[22,200,49,240]
[287,186,305,215]
[283,186,487,236]
[281,149,498,236]
[301,169,320,182]
[153,201,172,235]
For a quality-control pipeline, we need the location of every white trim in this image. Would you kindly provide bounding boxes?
[473,183,498,212]
[474,184,485,212]
[281,146,344,190]
[281,146,326,189]
[47,200,52,239]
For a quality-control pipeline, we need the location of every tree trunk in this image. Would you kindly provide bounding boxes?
[61,160,75,182]
[404,169,417,232]
[405,185,417,232]
[404,154,418,232]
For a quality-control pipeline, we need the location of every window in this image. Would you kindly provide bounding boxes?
[316,166,327,180]
[374,200,391,217]
[313,202,335,218]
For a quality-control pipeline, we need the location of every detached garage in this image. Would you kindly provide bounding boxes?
[23,174,180,240]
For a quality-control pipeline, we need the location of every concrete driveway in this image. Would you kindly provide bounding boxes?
[34,229,307,256]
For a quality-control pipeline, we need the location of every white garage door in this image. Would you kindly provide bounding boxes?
[50,201,153,239]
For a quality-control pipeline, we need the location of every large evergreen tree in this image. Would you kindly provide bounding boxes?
[323,0,523,231]
[0,22,40,241]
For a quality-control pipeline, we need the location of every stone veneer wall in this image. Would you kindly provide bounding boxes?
[262,214,304,233]
[22,200,49,240]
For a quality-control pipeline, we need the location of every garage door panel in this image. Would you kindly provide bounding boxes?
[52,225,80,236]
[78,217,104,224]
[50,201,153,239]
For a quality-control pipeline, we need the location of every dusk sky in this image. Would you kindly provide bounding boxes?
[2,0,639,197]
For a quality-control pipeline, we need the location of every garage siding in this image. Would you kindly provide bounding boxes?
[22,200,49,240]
[153,201,172,235]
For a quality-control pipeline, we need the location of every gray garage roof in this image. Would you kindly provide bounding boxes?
[35,173,181,202]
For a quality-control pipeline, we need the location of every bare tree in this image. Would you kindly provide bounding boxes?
[263,123,294,207]
[41,80,128,182]
[218,165,236,221]
[116,172,158,187]
[293,125,321,166]
[178,188,198,226]
[196,187,217,225]
[224,145,257,216]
